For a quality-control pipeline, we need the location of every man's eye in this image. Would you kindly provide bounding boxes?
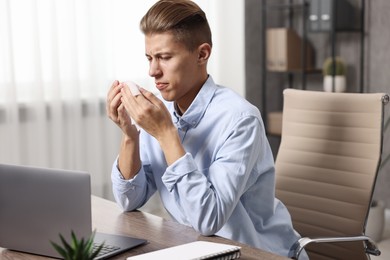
[160,56,171,60]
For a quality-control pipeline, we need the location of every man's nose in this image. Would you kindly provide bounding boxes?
[149,59,161,77]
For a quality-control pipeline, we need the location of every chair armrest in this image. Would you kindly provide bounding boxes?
[292,235,381,259]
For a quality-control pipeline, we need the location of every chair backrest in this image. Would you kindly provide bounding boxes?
[275,89,388,260]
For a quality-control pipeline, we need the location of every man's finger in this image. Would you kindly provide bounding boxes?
[139,88,162,107]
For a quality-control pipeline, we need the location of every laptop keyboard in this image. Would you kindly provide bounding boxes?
[93,243,121,258]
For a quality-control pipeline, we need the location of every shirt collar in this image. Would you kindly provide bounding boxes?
[173,76,217,130]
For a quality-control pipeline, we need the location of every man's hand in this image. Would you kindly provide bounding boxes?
[120,87,174,140]
[106,80,141,179]
[106,80,139,139]
[120,87,185,165]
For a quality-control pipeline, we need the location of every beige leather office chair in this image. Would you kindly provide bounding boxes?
[275,89,389,260]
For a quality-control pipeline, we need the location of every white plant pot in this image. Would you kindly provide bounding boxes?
[366,200,385,242]
[323,75,346,92]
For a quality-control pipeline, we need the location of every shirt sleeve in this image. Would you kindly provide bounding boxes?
[161,115,268,235]
[111,157,153,211]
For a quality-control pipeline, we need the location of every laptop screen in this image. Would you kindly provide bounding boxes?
[0,164,92,258]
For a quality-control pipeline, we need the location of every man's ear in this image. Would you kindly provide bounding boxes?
[197,43,211,65]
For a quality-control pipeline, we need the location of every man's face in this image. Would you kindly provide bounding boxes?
[145,32,205,110]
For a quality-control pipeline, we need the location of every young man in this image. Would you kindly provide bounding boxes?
[106,0,306,258]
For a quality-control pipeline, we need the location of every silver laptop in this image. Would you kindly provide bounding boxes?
[0,163,147,259]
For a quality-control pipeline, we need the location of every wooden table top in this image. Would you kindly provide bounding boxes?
[0,196,289,260]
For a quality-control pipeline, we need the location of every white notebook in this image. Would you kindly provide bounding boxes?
[127,241,241,260]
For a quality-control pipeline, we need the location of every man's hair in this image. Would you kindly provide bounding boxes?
[140,0,212,51]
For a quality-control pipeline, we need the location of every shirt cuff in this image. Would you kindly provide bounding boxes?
[162,152,197,191]
[111,158,146,193]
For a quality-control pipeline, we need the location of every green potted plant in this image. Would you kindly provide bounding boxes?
[51,230,104,260]
[322,56,347,92]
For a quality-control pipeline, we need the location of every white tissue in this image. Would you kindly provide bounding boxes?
[121,80,141,130]
[123,81,141,96]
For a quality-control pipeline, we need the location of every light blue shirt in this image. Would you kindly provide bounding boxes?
[111,76,305,258]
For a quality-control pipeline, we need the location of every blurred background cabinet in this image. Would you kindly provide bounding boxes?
[260,0,365,139]
[308,0,356,32]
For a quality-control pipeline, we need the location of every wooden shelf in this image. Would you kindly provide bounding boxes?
[266,111,283,136]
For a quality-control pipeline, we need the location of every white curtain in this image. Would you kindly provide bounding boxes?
[0,0,227,199]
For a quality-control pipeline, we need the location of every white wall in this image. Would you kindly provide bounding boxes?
[207,0,245,97]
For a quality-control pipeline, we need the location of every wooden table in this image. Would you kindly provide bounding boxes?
[0,196,289,260]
